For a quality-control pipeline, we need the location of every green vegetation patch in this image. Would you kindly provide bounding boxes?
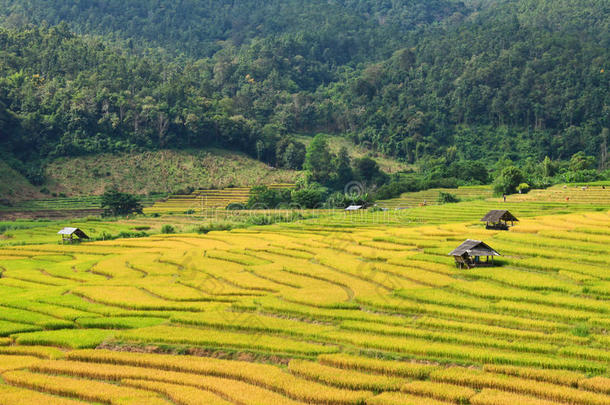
[76,316,166,330]
[0,320,42,336]
[12,328,115,349]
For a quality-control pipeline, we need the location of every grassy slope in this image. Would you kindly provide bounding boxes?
[3,136,408,204]
[0,162,42,204]
[43,149,301,197]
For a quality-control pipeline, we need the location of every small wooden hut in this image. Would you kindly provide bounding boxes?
[481,210,518,230]
[449,239,500,269]
[345,205,363,211]
[58,227,89,244]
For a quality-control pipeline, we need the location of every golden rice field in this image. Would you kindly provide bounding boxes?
[503,185,610,205]
[380,184,610,208]
[0,203,609,404]
[379,186,493,208]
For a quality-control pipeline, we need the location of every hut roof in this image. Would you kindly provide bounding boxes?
[480,210,518,223]
[57,227,89,239]
[449,239,500,257]
[345,205,363,211]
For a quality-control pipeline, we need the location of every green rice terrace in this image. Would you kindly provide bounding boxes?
[0,200,609,404]
[378,186,494,208]
[145,184,295,214]
[0,183,609,405]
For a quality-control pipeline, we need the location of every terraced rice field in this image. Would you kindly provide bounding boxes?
[378,186,493,208]
[503,185,610,204]
[0,204,609,403]
[145,184,294,213]
[0,195,164,212]
[381,184,610,209]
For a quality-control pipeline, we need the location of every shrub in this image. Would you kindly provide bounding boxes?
[437,191,460,204]
[246,214,274,225]
[101,188,143,216]
[326,192,350,208]
[246,212,304,226]
[24,165,45,186]
[571,323,590,337]
[117,231,148,239]
[247,185,291,209]
[98,231,114,241]
[161,225,175,234]
[493,166,524,195]
[226,203,246,210]
[516,183,530,194]
[195,222,233,234]
[562,169,601,183]
[291,184,328,208]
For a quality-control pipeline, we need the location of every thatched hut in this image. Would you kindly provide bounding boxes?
[58,227,89,244]
[449,239,500,269]
[481,210,518,230]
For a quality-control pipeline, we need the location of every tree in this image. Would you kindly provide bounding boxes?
[247,186,290,209]
[332,146,353,188]
[283,142,306,170]
[276,137,306,170]
[569,152,596,171]
[493,166,524,195]
[290,184,328,208]
[541,156,555,177]
[448,160,489,184]
[516,183,530,194]
[101,188,143,216]
[438,191,460,204]
[354,156,386,185]
[255,140,265,161]
[600,128,609,171]
[304,134,334,185]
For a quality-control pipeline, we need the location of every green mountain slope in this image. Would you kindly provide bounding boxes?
[0,0,464,59]
[340,0,609,161]
[0,0,607,193]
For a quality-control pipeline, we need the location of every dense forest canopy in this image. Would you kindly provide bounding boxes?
[0,0,465,58]
[0,0,608,185]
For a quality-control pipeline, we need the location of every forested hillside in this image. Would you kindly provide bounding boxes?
[0,0,608,189]
[341,0,610,162]
[0,0,464,58]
